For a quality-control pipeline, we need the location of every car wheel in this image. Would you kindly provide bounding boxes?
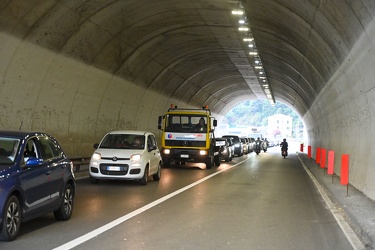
[224,154,230,162]
[139,166,149,185]
[0,196,21,241]
[54,183,74,221]
[153,163,161,181]
[90,176,99,184]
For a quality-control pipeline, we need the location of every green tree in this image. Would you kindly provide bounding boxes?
[225,100,302,137]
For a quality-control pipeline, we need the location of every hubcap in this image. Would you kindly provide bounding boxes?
[64,188,73,215]
[6,202,19,236]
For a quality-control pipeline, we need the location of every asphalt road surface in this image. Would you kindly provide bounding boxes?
[0,146,354,250]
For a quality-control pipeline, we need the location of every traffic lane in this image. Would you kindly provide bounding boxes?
[0,158,241,250]
[73,149,353,250]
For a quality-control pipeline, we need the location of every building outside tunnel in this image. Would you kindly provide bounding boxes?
[0,0,375,201]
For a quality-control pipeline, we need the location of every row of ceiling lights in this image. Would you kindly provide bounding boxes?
[231,8,275,105]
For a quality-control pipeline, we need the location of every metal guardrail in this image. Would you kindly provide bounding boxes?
[70,157,91,172]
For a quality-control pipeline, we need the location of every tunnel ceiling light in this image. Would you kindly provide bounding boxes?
[232,10,244,15]
[230,4,275,104]
[243,38,254,42]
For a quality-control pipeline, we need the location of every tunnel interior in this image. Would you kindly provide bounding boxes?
[1,0,375,200]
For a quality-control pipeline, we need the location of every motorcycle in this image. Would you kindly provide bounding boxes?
[281,147,288,158]
[255,141,261,155]
[261,141,268,152]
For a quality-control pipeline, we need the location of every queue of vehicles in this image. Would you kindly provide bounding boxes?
[0,105,275,241]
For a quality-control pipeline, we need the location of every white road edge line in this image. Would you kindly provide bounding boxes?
[53,159,248,250]
[297,155,365,250]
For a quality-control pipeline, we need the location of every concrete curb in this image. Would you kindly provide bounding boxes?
[298,153,375,250]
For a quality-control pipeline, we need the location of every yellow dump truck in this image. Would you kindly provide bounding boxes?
[158,105,218,169]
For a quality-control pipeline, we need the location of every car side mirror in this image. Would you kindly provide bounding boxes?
[26,157,43,166]
[213,119,217,127]
[148,145,157,152]
[93,143,99,149]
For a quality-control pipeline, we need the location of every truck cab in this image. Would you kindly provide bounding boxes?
[158,105,217,169]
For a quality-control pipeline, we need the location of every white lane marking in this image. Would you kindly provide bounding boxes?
[298,155,365,250]
[53,159,248,250]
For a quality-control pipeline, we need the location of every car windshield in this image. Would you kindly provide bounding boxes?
[0,137,21,164]
[165,114,207,133]
[99,134,145,149]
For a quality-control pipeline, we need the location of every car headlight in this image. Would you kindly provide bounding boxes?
[92,152,101,160]
[130,154,142,161]
[164,149,171,154]
[234,144,240,147]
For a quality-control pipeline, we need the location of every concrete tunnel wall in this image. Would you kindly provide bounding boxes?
[304,20,375,200]
[0,31,204,156]
[1,15,375,201]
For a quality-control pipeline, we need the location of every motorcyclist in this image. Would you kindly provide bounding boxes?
[262,138,268,152]
[264,138,269,147]
[280,138,288,156]
[255,137,261,154]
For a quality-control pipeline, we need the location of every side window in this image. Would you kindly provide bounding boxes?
[38,136,63,160]
[148,135,157,149]
[24,139,38,158]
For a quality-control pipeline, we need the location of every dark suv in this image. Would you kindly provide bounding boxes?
[0,131,75,241]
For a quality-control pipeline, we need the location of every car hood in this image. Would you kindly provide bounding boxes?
[93,148,145,158]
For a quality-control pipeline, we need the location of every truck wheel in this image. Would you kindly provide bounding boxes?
[205,156,213,169]
[163,160,170,168]
[214,155,220,166]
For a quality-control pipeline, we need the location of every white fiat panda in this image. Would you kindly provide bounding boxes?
[89,130,162,185]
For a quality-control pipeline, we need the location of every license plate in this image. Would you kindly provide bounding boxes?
[180,154,189,158]
[107,166,121,171]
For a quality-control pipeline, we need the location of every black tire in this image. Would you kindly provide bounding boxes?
[139,166,149,185]
[205,156,213,169]
[0,196,21,241]
[163,159,170,168]
[153,163,161,181]
[214,155,220,166]
[54,183,74,221]
[90,176,99,184]
[224,154,230,162]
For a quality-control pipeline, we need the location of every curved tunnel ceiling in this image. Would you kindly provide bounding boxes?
[0,0,372,117]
